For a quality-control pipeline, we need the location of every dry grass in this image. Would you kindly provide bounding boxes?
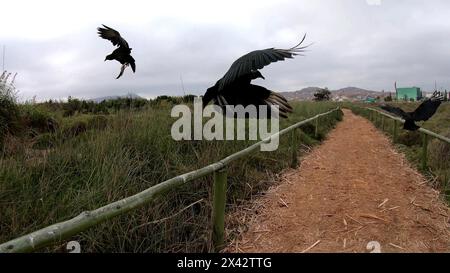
[0,101,342,252]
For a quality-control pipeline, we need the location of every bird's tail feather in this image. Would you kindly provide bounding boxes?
[265,92,293,119]
[116,64,127,79]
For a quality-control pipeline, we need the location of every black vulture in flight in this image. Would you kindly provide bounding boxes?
[97,25,136,79]
[202,35,310,118]
[380,91,444,131]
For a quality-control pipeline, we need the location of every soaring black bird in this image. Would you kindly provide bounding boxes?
[380,91,444,131]
[97,25,136,79]
[202,35,310,119]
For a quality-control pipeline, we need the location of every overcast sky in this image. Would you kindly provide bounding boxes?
[1,0,450,101]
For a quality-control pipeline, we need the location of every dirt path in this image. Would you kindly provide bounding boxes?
[229,109,450,253]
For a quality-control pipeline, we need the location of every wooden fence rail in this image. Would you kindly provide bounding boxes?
[0,107,341,253]
[365,107,450,170]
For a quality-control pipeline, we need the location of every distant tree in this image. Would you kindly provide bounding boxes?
[384,93,393,102]
[314,88,331,101]
[63,96,82,117]
[182,94,196,103]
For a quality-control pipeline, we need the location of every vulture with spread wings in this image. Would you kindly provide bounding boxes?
[202,35,310,118]
[97,25,136,79]
[380,91,444,131]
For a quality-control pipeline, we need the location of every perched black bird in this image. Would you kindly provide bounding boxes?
[97,25,136,79]
[202,35,310,119]
[380,91,444,131]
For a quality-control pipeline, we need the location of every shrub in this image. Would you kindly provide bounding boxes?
[87,115,108,130]
[64,120,88,138]
[429,129,450,170]
[0,71,21,150]
[397,131,422,146]
[32,133,58,150]
[21,105,59,135]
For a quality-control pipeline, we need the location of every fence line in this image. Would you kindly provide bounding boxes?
[0,107,341,253]
[365,107,450,170]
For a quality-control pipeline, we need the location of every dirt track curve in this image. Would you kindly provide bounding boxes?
[228,109,450,253]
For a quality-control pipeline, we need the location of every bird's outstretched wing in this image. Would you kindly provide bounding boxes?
[411,93,444,121]
[97,25,130,49]
[217,34,310,91]
[380,105,408,119]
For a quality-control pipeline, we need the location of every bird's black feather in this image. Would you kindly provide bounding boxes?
[202,36,309,119]
[411,98,442,121]
[217,34,310,91]
[97,25,136,79]
[380,93,443,131]
[380,105,408,119]
[97,25,130,49]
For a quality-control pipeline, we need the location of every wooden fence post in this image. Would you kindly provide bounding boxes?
[212,168,227,252]
[421,133,429,171]
[315,117,319,139]
[377,112,380,127]
[393,120,398,143]
[291,129,298,168]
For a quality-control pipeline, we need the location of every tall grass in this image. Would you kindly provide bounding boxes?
[0,71,20,150]
[0,101,342,252]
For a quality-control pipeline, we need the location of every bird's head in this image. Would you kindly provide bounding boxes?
[104,54,114,61]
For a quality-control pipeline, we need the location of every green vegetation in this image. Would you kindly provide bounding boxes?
[0,72,21,150]
[313,88,331,101]
[0,100,342,252]
[349,102,450,203]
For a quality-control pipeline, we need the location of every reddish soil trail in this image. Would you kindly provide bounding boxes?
[229,109,450,253]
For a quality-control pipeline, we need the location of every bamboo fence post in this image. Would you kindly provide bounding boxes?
[291,129,298,168]
[315,117,319,139]
[393,120,398,143]
[212,168,227,252]
[377,112,380,127]
[421,133,429,171]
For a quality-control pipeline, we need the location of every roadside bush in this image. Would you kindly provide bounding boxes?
[429,130,450,170]
[398,131,422,146]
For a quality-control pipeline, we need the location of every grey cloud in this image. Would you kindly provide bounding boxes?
[2,0,450,101]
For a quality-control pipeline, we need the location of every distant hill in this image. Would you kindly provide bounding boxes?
[280,87,389,102]
[89,93,144,103]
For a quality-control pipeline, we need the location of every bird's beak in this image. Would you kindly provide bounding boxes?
[261,75,266,80]
[104,58,107,62]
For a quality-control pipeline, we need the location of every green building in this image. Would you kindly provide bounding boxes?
[364,97,377,103]
[396,87,422,101]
